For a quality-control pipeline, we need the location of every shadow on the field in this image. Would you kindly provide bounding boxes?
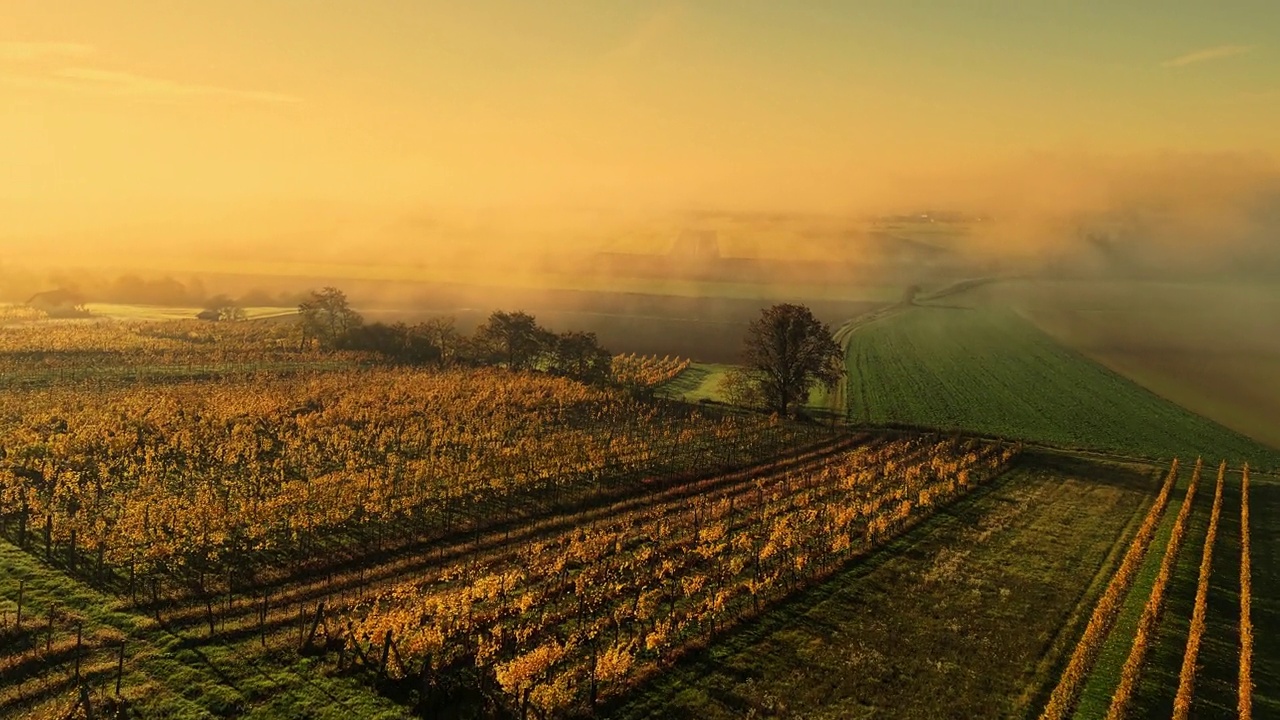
[660,364,719,398]
[1015,450,1159,493]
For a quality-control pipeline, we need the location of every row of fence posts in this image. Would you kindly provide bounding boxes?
[2,582,128,719]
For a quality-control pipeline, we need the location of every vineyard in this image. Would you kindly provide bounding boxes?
[338,436,1016,716]
[1,315,1275,719]
[0,368,1019,718]
[0,318,360,388]
[609,355,691,389]
[0,318,846,717]
[1038,459,1266,720]
[0,368,821,608]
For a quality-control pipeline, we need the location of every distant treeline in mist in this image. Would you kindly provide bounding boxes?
[298,287,616,385]
[0,266,300,309]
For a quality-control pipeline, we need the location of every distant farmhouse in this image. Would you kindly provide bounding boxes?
[26,289,89,318]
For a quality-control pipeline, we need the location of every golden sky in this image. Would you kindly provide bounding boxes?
[3,1,1279,237]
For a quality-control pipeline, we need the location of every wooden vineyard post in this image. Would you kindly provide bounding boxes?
[589,638,599,709]
[389,635,405,679]
[346,620,372,668]
[260,592,268,647]
[116,641,126,696]
[381,630,393,677]
[304,601,325,651]
[205,593,216,637]
[79,683,95,720]
[74,621,83,681]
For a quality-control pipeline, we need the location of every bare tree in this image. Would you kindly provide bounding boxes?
[741,303,843,415]
[420,316,463,367]
[298,287,362,350]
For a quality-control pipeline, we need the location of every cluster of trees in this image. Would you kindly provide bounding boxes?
[299,289,844,409]
[298,288,611,383]
[199,294,248,321]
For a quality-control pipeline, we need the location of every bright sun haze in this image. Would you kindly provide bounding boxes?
[4,1,1280,244]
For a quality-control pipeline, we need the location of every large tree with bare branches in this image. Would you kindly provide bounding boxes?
[741,303,843,415]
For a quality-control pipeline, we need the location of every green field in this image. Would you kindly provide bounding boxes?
[658,362,836,414]
[607,454,1157,719]
[843,304,1280,469]
[995,279,1280,450]
[656,363,736,404]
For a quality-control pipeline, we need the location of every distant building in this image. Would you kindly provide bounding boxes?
[26,289,89,318]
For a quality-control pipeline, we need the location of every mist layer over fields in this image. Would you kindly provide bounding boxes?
[4,1,1278,432]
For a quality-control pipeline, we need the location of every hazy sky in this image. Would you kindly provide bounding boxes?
[4,1,1279,233]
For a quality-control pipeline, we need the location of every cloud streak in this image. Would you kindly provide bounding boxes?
[0,41,95,61]
[1,66,301,104]
[1161,44,1254,68]
[1,40,298,103]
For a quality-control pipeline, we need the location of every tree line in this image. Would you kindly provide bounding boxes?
[12,271,301,310]
[299,288,845,415]
[298,287,612,384]
[13,280,842,414]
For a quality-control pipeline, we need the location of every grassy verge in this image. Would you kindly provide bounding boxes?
[658,362,838,416]
[657,363,735,403]
[606,454,1156,720]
